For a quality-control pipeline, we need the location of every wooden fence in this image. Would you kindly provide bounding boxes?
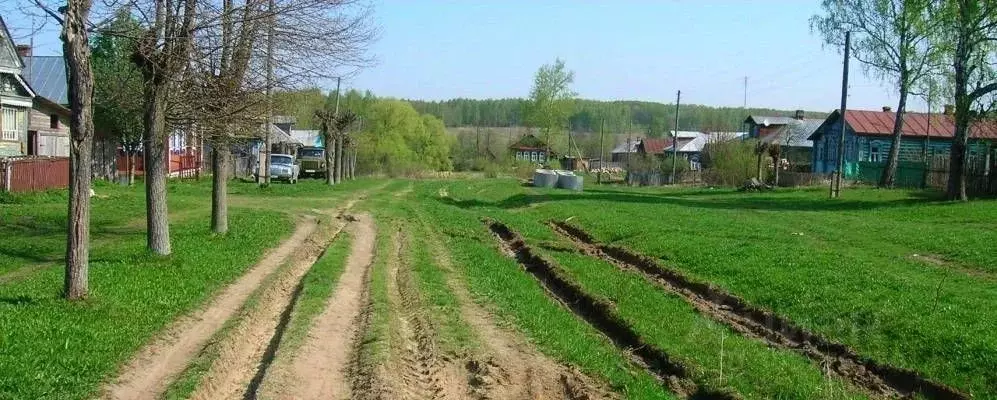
[851,156,996,196]
[0,156,70,192]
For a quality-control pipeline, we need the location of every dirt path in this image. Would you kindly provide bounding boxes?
[187,212,350,400]
[101,217,318,400]
[378,228,467,400]
[270,213,377,400]
[426,223,616,400]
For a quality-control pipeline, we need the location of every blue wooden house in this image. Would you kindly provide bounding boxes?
[809,108,997,177]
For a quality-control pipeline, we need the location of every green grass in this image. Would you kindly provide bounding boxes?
[410,181,674,399]
[435,178,997,398]
[357,216,394,367]
[0,209,291,400]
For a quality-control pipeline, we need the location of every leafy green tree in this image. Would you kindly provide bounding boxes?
[356,100,453,175]
[525,59,576,158]
[812,0,943,188]
[936,0,997,200]
[92,11,144,185]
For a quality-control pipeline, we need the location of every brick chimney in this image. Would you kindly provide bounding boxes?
[882,106,892,112]
[943,104,954,115]
[15,44,31,58]
[794,110,805,120]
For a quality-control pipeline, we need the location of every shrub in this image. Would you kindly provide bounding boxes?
[701,139,758,186]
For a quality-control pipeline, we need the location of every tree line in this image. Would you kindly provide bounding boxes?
[407,98,827,136]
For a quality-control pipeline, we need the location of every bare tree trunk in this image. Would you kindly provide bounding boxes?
[335,135,343,183]
[211,142,229,233]
[144,84,171,254]
[324,133,335,185]
[756,151,763,180]
[127,150,136,185]
[773,155,781,186]
[948,19,971,201]
[349,146,356,179]
[880,88,909,188]
[63,0,95,300]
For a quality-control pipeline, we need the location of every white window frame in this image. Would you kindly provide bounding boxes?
[2,107,21,141]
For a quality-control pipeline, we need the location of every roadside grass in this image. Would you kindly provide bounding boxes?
[161,246,294,400]
[356,215,393,369]
[439,178,997,397]
[411,181,675,399]
[403,219,478,356]
[0,208,291,400]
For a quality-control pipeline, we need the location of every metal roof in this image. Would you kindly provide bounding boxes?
[23,56,68,104]
[810,110,997,140]
[763,119,821,148]
[610,140,639,154]
[745,115,794,126]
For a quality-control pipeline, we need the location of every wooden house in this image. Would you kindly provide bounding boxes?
[509,134,553,163]
[809,107,997,175]
[0,17,35,157]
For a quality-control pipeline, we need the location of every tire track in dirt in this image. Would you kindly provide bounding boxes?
[424,224,616,400]
[188,211,351,400]
[271,213,377,400]
[100,216,318,400]
[550,220,970,400]
[486,220,736,400]
[379,226,466,400]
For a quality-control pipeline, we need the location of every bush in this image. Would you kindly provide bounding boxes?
[701,139,758,186]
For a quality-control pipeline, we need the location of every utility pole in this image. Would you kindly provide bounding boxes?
[333,76,341,184]
[743,76,748,109]
[832,31,850,198]
[259,0,275,187]
[670,90,681,184]
[598,118,605,184]
[627,118,633,174]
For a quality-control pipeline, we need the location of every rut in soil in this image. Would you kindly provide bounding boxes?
[550,220,969,400]
[486,219,736,400]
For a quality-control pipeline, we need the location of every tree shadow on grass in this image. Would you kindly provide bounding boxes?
[437,189,945,212]
[0,295,40,306]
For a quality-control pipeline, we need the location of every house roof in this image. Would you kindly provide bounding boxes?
[266,123,300,144]
[763,119,822,148]
[810,109,997,140]
[669,130,702,139]
[639,138,669,154]
[744,115,794,126]
[509,134,548,151]
[610,140,639,154]
[0,17,24,73]
[23,56,67,104]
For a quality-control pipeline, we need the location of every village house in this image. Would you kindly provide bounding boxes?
[20,46,71,157]
[509,134,552,163]
[760,116,822,169]
[0,17,36,158]
[809,107,997,175]
[638,131,746,170]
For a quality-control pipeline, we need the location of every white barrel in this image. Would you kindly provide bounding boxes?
[556,172,584,191]
[533,169,558,188]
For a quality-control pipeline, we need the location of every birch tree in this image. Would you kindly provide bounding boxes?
[525,59,576,161]
[937,0,997,200]
[812,0,943,188]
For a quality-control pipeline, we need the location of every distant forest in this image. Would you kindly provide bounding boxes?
[407,98,830,137]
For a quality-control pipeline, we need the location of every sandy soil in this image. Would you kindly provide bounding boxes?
[101,216,318,400]
[270,213,376,400]
[187,213,350,400]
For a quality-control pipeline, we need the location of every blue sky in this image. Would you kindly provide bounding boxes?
[7,0,930,112]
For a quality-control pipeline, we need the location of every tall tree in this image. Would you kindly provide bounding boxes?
[92,11,143,186]
[812,0,943,188]
[131,0,197,255]
[938,0,997,200]
[33,0,97,299]
[525,59,576,160]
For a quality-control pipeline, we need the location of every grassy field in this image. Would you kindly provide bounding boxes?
[3,176,994,399]
[0,179,372,399]
[431,178,997,398]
